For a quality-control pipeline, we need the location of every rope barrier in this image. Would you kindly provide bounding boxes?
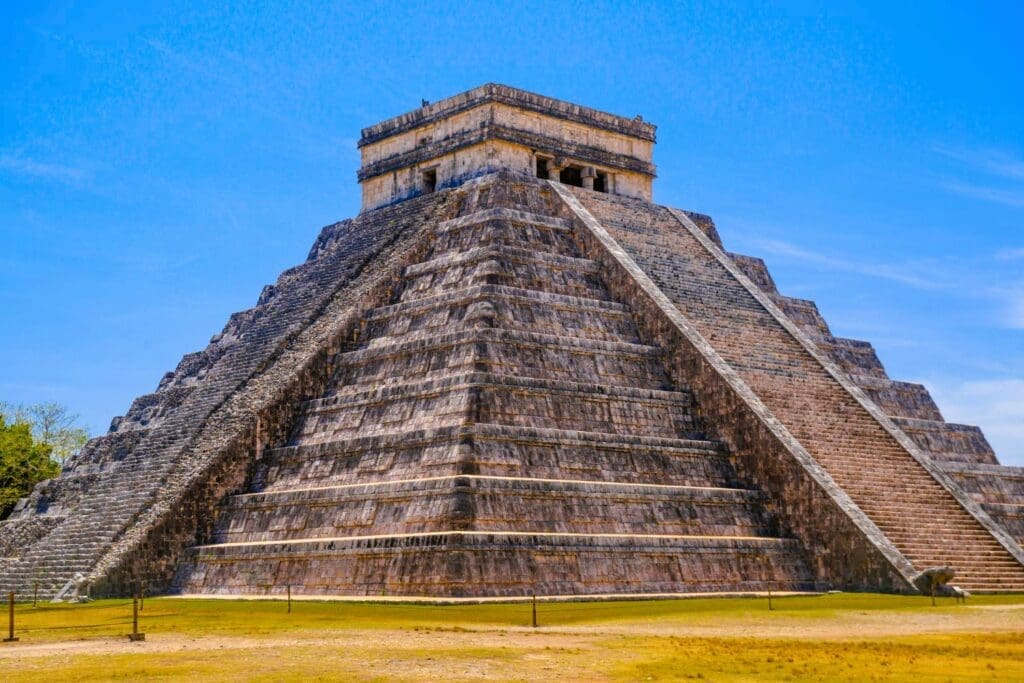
[0,580,823,643]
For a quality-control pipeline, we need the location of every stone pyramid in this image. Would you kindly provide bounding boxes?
[3,84,1023,599]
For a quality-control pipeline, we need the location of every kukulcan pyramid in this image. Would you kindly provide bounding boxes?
[3,84,1023,599]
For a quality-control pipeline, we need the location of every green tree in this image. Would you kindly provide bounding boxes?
[0,416,60,519]
[0,401,89,464]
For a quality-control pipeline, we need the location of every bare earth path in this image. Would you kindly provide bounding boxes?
[1,594,1022,681]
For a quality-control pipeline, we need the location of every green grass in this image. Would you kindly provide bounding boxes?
[2,593,1023,681]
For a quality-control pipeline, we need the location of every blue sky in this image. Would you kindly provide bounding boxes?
[1,2,1022,462]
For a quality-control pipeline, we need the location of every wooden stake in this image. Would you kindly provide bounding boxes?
[128,595,145,641]
[531,594,537,628]
[3,593,17,642]
[32,582,38,608]
[287,585,292,614]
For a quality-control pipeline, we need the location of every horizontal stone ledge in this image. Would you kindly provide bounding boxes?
[847,374,920,391]
[403,244,598,277]
[365,283,630,319]
[437,208,572,233]
[189,530,802,552]
[982,502,1024,512]
[358,84,657,146]
[891,416,987,433]
[266,423,722,461]
[341,327,661,364]
[937,462,1024,478]
[229,474,759,502]
[769,293,819,310]
[305,371,694,412]
[467,423,721,452]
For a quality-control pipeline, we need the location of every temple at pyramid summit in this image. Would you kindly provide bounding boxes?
[4,83,1024,600]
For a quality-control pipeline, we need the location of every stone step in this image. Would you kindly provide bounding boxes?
[891,417,997,464]
[191,530,804,551]
[436,207,572,234]
[272,423,722,460]
[240,475,757,500]
[211,475,772,543]
[311,371,694,408]
[290,371,701,444]
[404,244,599,279]
[365,283,630,322]
[983,502,1024,511]
[397,244,606,302]
[361,284,641,347]
[336,327,670,391]
[348,327,660,363]
[174,531,817,598]
[259,423,733,492]
[430,208,579,259]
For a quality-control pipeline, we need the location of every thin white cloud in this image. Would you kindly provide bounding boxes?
[934,146,1024,182]
[935,145,1024,209]
[942,181,1024,208]
[926,378,1024,465]
[143,38,357,159]
[995,282,1024,330]
[752,237,946,290]
[0,154,89,185]
[731,226,1023,331]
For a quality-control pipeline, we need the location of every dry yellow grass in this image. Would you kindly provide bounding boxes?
[1,593,1022,681]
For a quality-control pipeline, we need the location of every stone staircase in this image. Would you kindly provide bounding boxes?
[1,190,453,599]
[174,177,818,597]
[570,188,1024,592]
[940,462,1024,545]
[0,443,179,596]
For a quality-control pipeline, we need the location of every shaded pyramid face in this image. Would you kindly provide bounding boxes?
[174,175,818,597]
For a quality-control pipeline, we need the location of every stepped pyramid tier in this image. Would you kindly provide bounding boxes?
[3,84,1023,599]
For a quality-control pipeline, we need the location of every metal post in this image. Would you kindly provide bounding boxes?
[531,594,537,628]
[128,595,145,641]
[287,585,292,614]
[3,593,17,642]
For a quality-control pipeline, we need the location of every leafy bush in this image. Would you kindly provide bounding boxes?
[0,416,60,519]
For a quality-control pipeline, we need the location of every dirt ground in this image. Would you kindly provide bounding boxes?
[1,595,1022,681]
